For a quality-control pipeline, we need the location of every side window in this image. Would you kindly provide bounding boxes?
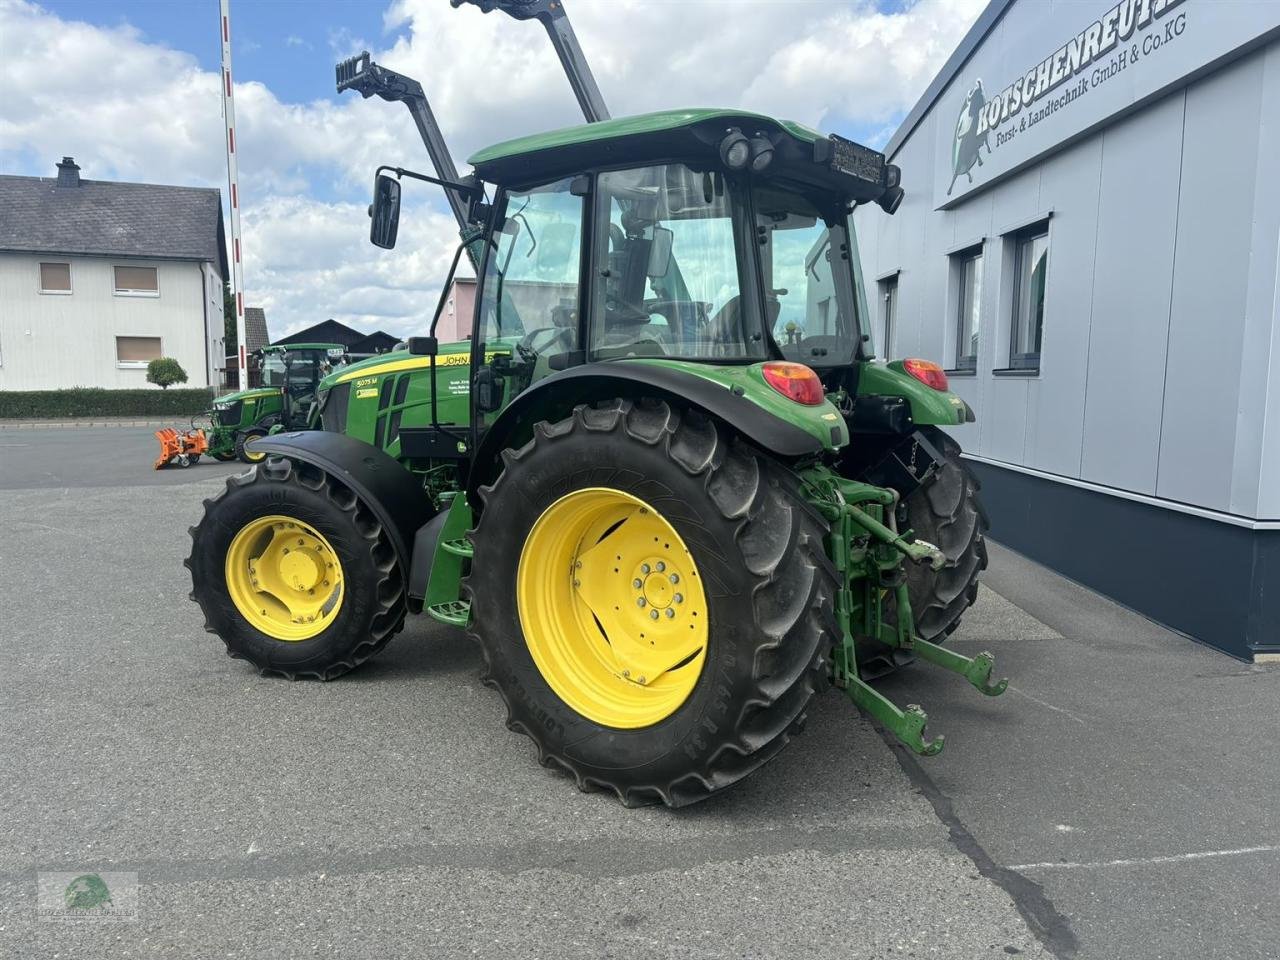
[1009,226,1048,371]
[593,164,762,360]
[951,246,983,372]
[477,178,583,349]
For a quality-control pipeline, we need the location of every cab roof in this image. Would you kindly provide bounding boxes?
[466,108,888,204]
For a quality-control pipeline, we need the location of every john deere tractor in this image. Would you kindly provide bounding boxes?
[205,343,345,462]
[188,0,999,806]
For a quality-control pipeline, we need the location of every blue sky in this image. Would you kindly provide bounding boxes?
[41,0,395,102]
[3,0,984,338]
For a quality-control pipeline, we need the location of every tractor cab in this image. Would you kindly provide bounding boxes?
[258,343,346,422]
[367,109,916,468]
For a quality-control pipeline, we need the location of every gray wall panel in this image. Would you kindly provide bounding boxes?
[1157,53,1264,510]
[1233,41,1280,518]
[1026,136,1103,477]
[1080,93,1186,494]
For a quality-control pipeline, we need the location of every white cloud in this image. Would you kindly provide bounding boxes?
[0,0,984,342]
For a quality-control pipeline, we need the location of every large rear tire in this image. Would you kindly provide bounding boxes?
[466,399,836,807]
[902,428,988,641]
[186,457,407,679]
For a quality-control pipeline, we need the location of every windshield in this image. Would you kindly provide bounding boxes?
[592,164,766,361]
[754,185,868,366]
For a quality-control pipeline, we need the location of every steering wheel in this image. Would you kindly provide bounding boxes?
[517,326,568,361]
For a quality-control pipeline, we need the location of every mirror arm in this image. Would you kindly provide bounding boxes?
[377,164,483,203]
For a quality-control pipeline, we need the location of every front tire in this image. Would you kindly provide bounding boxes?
[186,457,407,679]
[466,399,836,807]
[235,430,267,464]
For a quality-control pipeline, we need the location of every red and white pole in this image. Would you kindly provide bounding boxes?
[218,0,248,390]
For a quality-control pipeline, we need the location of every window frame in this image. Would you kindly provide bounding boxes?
[113,264,160,298]
[1007,223,1049,373]
[587,162,768,365]
[950,245,983,374]
[877,272,898,360]
[115,335,163,368]
[38,261,73,296]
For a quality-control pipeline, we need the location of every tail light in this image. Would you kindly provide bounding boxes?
[903,358,948,391]
[761,361,824,405]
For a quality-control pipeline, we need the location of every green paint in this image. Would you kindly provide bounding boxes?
[424,493,474,626]
[625,358,849,451]
[855,361,969,426]
[468,108,820,168]
[797,463,1007,756]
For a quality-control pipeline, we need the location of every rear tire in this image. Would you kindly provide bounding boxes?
[466,399,836,807]
[902,428,988,641]
[186,456,407,679]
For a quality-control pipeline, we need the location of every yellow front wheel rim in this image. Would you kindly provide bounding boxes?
[516,488,709,729]
[224,514,344,641]
[243,440,266,462]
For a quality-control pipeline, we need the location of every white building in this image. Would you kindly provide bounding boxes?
[0,157,227,390]
[854,0,1280,660]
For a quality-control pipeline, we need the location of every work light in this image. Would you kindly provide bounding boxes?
[719,128,750,169]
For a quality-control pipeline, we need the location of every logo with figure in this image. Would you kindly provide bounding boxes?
[948,79,991,196]
[38,870,139,922]
[64,874,113,911]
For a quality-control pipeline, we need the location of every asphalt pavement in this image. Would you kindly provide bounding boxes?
[0,427,1275,959]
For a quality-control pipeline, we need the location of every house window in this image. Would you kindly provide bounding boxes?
[879,274,898,359]
[1010,225,1048,370]
[39,261,72,294]
[952,247,982,371]
[116,336,162,367]
[114,265,159,296]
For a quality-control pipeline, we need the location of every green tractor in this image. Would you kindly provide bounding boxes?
[205,343,345,463]
[188,0,1000,806]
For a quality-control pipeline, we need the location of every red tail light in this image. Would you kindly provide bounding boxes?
[761,361,824,405]
[903,358,949,391]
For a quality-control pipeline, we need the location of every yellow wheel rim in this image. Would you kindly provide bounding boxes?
[224,514,344,641]
[516,488,709,729]
[243,441,266,462]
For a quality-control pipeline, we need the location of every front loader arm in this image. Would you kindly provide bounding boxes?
[335,52,475,237]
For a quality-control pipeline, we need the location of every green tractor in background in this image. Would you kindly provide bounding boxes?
[190,0,1000,807]
[206,343,345,463]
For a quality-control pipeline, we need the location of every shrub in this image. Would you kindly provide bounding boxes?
[0,387,218,419]
[146,357,188,389]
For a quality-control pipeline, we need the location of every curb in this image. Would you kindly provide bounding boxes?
[0,419,186,430]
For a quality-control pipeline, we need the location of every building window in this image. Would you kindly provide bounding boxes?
[1010,225,1048,370]
[39,261,72,294]
[952,247,983,371]
[114,265,159,297]
[116,336,162,367]
[879,274,898,359]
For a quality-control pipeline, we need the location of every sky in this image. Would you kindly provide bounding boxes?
[0,0,987,341]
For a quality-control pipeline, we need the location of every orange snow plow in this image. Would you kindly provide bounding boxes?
[154,428,209,469]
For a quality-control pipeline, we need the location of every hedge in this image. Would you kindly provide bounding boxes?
[0,387,219,419]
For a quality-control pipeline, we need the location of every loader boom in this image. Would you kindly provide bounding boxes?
[335,52,474,234]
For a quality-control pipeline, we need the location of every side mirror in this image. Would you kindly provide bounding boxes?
[647,226,673,278]
[369,174,402,249]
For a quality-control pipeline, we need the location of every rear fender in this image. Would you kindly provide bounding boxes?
[465,361,839,502]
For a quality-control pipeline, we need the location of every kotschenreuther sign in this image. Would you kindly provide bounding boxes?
[935,0,1280,206]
